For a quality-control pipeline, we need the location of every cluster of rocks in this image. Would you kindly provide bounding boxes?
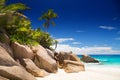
[55,52,85,73]
[0,33,85,80]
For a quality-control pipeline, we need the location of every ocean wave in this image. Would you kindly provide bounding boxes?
[96,59,108,62]
[84,62,103,65]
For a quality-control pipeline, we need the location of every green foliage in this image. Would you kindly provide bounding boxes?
[0,3,28,13]
[0,33,5,43]
[39,32,54,49]
[0,1,56,49]
[0,0,5,10]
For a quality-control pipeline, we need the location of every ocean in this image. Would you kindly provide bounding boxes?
[78,55,120,68]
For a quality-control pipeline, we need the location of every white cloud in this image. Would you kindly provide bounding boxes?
[113,17,118,21]
[99,26,116,30]
[53,44,120,55]
[76,30,85,33]
[56,38,74,43]
[115,37,120,40]
[117,31,120,34]
[72,42,81,44]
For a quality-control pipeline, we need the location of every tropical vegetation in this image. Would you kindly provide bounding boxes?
[0,0,58,50]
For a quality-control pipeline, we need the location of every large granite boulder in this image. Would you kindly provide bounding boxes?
[0,45,17,66]
[69,52,81,62]
[0,43,36,80]
[0,33,10,45]
[33,45,58,73]
[56,52,71,67]
[23,58,49,77]
[81,54,99,63]
[46,49,54,59]
[11,42,34,62]
[0,66,36,80]
[63,60,85,73]
[0,43,14,58]
[0,76,9,80]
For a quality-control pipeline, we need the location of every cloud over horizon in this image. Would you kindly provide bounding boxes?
[54,44,120,54]
[115,37,120,40]
[72,42,81,44]
[117,31,120,34]
[56,38,74,43]
[99,26,116,30]
[76,30,85,33]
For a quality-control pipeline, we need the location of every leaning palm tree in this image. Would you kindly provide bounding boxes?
[0,0,29,42]
[39,9,58,50]
[0,0,28,18]
[0,0,29,29]
[39,9,58,30]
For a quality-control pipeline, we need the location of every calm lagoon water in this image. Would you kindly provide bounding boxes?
[78,54,120,68]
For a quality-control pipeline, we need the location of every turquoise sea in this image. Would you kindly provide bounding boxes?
[78,55,120,68]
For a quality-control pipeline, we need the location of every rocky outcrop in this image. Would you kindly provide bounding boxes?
[56,52,71,68]
[23,58,49,77]
[0,76,9,80]
[56,51,82,68]
[0,43,14,58]
[0,33,10,45]
[0,66,36,80]
[0,45,17,66]
[55,51,85,72]
[69,53,81,62]
[11,42,34,62]
[63,60,85,73]
[46,49,54,59]
[0,44,36,80]
[33,45,58,73]
[81,54,99,63]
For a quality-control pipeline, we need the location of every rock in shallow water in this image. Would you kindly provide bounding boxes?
[81,54,99,63]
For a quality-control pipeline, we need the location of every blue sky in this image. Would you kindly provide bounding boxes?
[9,0,120,54]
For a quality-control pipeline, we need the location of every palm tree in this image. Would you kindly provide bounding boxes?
[39,9,58,50]
[53,40,58,51]
[0,0,29,30]
[0,0,29,20]
[0,0,30,44]
[39,9,58,30]
[0,0,28,13]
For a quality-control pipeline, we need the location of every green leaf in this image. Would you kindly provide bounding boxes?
[1,3,28,13]
[17,27,28,32]
[51,21,56,26]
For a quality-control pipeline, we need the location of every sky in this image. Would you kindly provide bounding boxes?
[8,0,120,54]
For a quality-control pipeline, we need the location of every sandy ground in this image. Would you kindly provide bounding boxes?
[36,66,120,80]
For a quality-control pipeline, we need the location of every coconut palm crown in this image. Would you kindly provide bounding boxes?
[39,9,58,29]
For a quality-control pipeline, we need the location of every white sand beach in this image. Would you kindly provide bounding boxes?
[36,66,120,80]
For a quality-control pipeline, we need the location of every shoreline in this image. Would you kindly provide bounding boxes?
[36,66,120,80]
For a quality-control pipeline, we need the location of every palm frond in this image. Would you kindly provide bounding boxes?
[1,3,28,13]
